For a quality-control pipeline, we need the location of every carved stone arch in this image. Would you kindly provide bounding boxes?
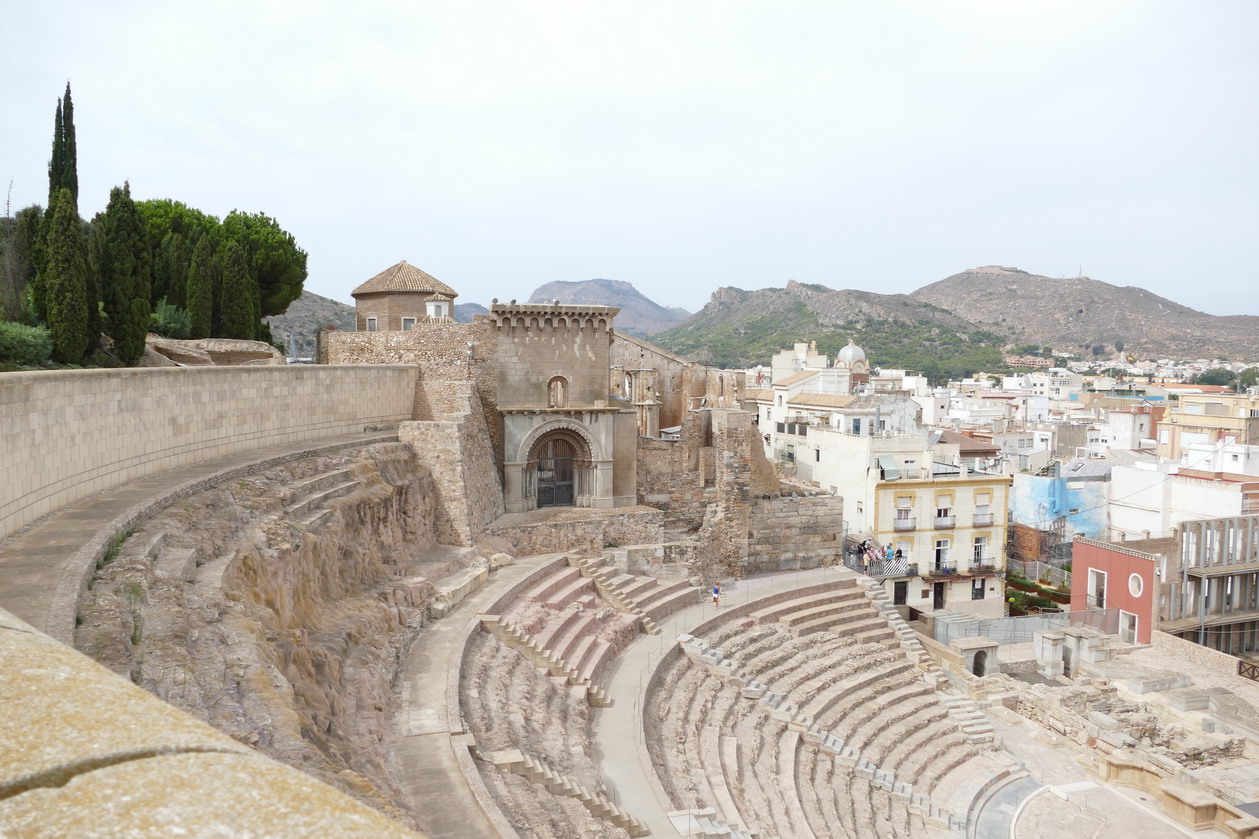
[516,418,602,464]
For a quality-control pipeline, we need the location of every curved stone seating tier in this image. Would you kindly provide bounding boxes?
[461,632,634,839]
[567,555,696,631]
[495,562,641,692]
[638,578,1017,839]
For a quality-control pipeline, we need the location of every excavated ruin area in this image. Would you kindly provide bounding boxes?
[73,442,459,830]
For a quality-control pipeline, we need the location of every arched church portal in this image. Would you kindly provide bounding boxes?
[528,430,592,508]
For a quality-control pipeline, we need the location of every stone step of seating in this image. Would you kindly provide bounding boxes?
[534,606,590,653]
[478,615,612,707]
[777,729,818,839]
[701,726,749,831]
[941,697,998,744]
[801,661,914,723]
[525,566,584,603]
[750,588,863,625]
[285,479,361,519]
[632,578,693,611]
[478,748,649,837]
[544,574,596,609]
[300,507,335,531]
[879,714,957,775]
[546,611,597,664]
[565,556,659,632]
[778,598,871,629]
[790,612,883,638]
[283,468,355,505]
[667,808,769,839]
[852,624,897,646]
[644,584,700,624]
[843,690,938,756]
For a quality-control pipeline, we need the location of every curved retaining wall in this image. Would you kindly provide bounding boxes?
[0,365,419,542]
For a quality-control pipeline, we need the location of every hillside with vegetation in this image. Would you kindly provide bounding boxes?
[650,281,1005,382]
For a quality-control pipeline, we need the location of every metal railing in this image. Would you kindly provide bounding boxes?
[934,515,956,529]
[933,609,1121,646]
[1240,660,1259,683]
[972,512,994,527]
[1007,558,1072,589]
[893,518,917,531]
[843,554,917,579]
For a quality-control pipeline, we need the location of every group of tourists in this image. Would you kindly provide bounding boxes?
[854,539,902,572]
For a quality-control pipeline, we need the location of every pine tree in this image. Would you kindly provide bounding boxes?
[100,184,151,364]
[43,188,90,363]
[185,234,213,338]
[218,240,256,340]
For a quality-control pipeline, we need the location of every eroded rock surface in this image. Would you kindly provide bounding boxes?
[74,443,445,829]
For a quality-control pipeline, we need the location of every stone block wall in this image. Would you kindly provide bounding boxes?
[487,508,665,557]
[0,365,419,543]
[323,322,503,459]
[746,495,845,573]
[399,382,505,546]
[490,306,615,411]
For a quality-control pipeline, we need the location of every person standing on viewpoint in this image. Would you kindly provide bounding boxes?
[713,582,720,607]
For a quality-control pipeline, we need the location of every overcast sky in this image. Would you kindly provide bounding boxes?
[4,1,1257,316]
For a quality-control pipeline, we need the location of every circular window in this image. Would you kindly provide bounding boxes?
[1128,573,1144,598]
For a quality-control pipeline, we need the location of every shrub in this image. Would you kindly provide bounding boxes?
[0,321,54,366]
[149,298,191,339]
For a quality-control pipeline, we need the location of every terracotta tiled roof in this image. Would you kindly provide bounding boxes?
[745,388,774,402]
[351,261,458,298]
[932,428,1001,456]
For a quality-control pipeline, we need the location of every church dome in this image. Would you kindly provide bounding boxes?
[836,339,866,367]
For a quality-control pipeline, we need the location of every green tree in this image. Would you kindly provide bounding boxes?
[164,232,188,308]
[218,240,256,339]
[46,83,78,209]
[221,211,307,317]
[1,205,44,321]
[1239,367,1259,390]
[1114,340,1125,353]
[185,235,213,338]
[100,184,152,364]
[42,188,90,362]
[1194,368,1237,388]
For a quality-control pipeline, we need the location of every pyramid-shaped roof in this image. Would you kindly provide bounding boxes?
[351,261,458,298]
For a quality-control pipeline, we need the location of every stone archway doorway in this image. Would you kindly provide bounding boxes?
[527,429,593,509]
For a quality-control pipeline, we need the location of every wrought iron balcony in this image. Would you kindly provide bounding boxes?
[934,515,956,529]
[972,513,994,527]
[893,517,916,531]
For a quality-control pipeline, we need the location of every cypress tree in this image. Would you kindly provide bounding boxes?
[185,235,213,338]
[218,240,255,340]
[61,83,78,207]
[43,188,90,363]
[166,232,188,309]
[100,184,151,364]
[48,100,63,209]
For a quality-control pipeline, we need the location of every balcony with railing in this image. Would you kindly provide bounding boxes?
[934,514,956,529]
[925,560,958,577]
[844,554,917,579]
[972,512,994,527]
[893,517,917,531]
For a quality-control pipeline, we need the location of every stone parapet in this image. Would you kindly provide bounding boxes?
[0,607,424,838]
[0,365,419,543]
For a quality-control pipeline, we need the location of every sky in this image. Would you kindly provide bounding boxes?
[3,1,1257,316]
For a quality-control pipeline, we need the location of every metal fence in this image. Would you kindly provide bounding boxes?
[1007,557,1071,589]
[932,608,1120,646]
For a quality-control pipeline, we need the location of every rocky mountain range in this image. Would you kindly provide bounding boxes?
[910,265,1259,360]
[527,278,690,336]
